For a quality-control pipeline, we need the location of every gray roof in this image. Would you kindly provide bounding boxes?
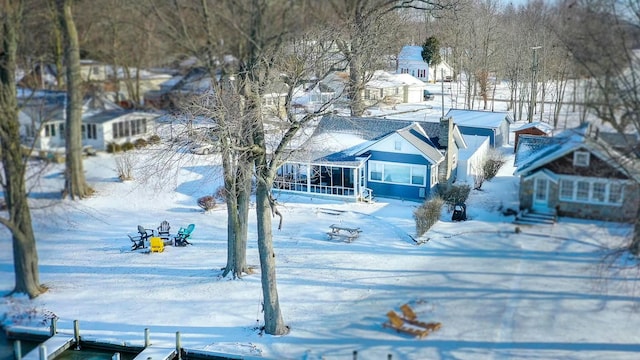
[292,115,446,165]
[312,115,447,148]
[84,110,157,124]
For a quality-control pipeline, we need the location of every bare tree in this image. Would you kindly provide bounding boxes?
[55,0,93,199]
[0,0,45,298]
[322,0,454,116]
[553,0,640,254]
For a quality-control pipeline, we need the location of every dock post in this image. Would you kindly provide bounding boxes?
[144,328,150,347]
[50,317,57,336]
[74,320,81,350]
[175,331,182,360]
[14,340,21,360]
[38,345,47,360]
[112,352,121,360]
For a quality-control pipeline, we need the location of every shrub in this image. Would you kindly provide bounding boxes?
[437,184,471,209]
[115,153,134,181]
[483,150,506,180]
[121,142,135,152]
[134,138,148,149]
[107,142,122,153]
[414,196,444,237]
[214,186,227,202]
[197,195,217,212]
[148,134,161,145]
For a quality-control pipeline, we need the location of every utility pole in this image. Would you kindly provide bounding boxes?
[528,46,542,123]
[441,68,445,118]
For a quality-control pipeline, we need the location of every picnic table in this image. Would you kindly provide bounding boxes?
[327,224,362,242]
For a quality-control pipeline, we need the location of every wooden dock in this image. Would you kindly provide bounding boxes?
[132,346,177,360]
[21,334,75,360]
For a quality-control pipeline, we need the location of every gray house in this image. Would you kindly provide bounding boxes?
[514,123,639,222]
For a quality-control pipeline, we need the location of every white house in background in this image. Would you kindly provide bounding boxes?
[431,60,454,82]
[363,70,425,105]
[291,82,336,113]
[19,90,159,153]
[397,45,429,82]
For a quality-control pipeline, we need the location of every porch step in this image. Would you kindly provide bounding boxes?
[514,209,557,225]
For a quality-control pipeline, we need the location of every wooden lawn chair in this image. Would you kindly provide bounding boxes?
[400,304,442,332]
[382,310,429,339]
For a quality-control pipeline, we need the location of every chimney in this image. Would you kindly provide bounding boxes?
[439,116,454,183]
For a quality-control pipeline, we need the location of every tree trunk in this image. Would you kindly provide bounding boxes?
[221,147,251,279]
[254,174,288,335]
[630,189,640,256]
[57,0,93,199]
[348,58,365,117]
[0,0,45,298]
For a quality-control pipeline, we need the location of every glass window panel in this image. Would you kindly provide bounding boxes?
[609,183,622,204]
[576,181,590,201]
[592,182,606,202]
[384,164,410,184]
[559,179,574,200]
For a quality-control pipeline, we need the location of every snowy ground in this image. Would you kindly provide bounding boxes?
[1,84,639,360]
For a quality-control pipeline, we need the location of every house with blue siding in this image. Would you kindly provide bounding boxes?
[445,109,513,147]
[274,115,467,202]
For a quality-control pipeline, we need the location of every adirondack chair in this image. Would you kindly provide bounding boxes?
[157,220,171,242]
[400,304,442,332]
[173,223,195,246]
[382,310,430,339]
[129,225,154,250]
[150,237,164,253]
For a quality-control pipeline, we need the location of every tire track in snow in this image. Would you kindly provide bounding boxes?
[494,241,523,360]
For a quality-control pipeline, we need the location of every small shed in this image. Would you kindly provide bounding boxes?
[513,122,553,153]
[445,109,514,148]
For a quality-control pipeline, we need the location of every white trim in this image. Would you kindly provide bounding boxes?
[558,175,625,206]
[573,151,590,167]
[368,160,426,187]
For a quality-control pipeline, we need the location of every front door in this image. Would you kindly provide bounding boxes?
[533,178,549,210]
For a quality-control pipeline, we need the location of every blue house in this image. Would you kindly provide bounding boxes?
[274,115,466,202]
[445,109,513,147]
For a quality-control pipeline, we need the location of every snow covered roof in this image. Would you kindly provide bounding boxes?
[514,123,640,181]
[513,121,554,133]
[354,122,444,164]
[398,45,424,62]
[459,135,490,161]
[446,109,514,129]
[84,110,159,124]
[366,70,424,88]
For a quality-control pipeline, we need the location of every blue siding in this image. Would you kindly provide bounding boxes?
[458,126,496,146]
[368,151,431,165]
[365,151,432,201]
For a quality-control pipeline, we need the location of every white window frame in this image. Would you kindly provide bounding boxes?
[558,175,624,206]
[573,151,590,167]
[394,140,402,151]
[367,160,426,187]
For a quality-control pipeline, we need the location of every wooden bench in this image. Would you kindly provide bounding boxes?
[327,224,362,242]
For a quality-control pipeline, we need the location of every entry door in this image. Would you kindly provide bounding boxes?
[533,178,549,210]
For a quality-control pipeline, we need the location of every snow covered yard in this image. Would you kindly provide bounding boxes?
[1,148,639,360]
